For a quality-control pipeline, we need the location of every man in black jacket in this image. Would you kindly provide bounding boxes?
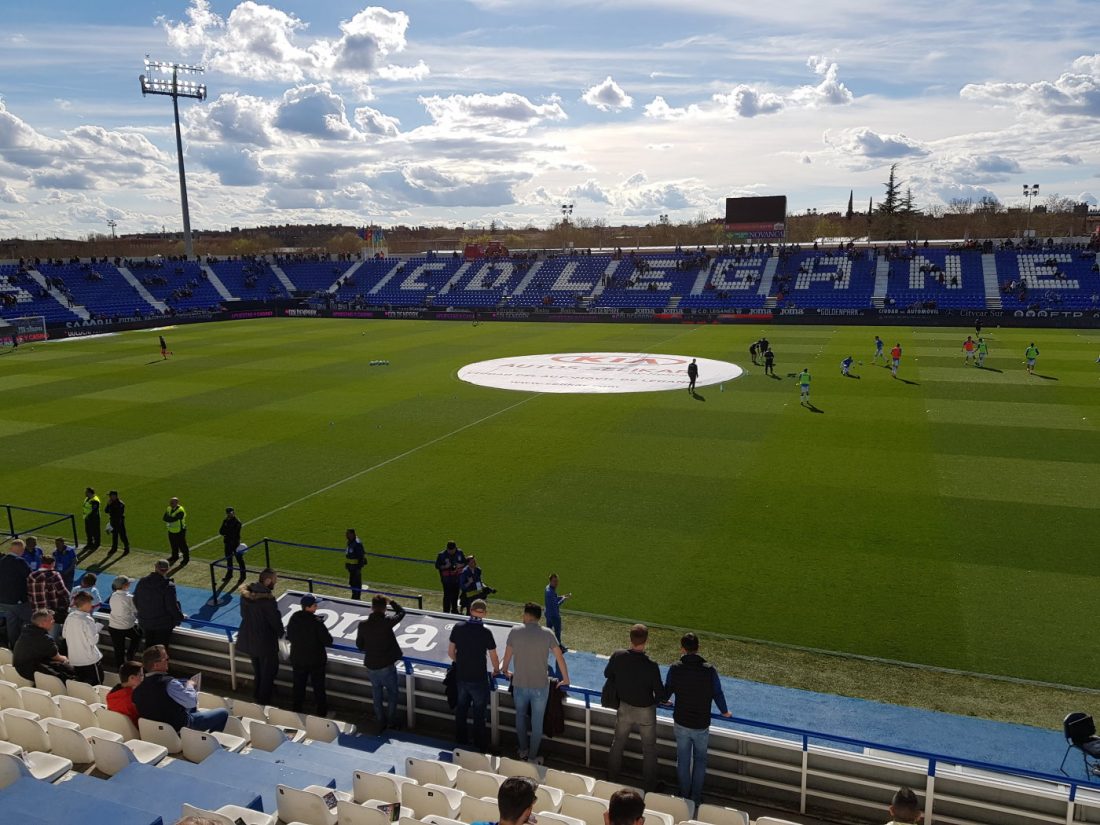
[237,568,284,704]
[663,632,732,806]
[13,609,74,681]
[286,594,333,716]
[355,594,406,733]
[218,507,243,580]
[0,538,31,649]
[105,491,129,555]
[604,623,665,791]
[132,560,184,650]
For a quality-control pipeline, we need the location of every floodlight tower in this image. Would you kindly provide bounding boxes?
[1023,183,1040,234]
[139,57,207,258]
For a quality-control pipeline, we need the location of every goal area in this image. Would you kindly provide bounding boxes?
[0,315,47,346]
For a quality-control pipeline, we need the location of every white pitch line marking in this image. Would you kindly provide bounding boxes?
[189,393,542,550]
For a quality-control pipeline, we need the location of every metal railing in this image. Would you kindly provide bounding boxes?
[166,614,1100,825]
[207,540,424,608]
[1,503,79,547]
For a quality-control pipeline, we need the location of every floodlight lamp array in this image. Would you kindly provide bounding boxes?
[144,58,205,76]
[139,75,207,100]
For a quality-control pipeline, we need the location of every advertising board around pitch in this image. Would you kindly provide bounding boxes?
[458,352,744,394]
[277,590,517,667]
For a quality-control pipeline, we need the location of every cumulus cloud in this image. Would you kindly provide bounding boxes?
[824,127,929,160]
[0,182,24,203]
[418,92,566,135]
[791,56,853,107]
[369,164,528,207]
[645,56,850,121]
[941,153,1021,183]
[186,93,280,147]
[581,77,633,112]
[565,178,611,203]
[274,84,360,140]
[961,53,1100,118]
[159,0,426,85]
[713,85,784,118]
[354,106,401,136]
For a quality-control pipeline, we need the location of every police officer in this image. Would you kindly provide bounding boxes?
[163,497,189,566]
[82,487,101,552]
[105,491,129,555]
[345,528,367,600]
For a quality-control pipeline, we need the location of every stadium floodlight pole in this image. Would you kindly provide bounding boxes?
[1023,184,1040,234]
[139,57,207,259]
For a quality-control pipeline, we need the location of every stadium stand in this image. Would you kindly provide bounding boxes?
[6,245,1100,323]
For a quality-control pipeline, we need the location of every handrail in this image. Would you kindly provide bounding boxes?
[2,503,80,547]
[173,614,1096,793]
[207,550,423,608]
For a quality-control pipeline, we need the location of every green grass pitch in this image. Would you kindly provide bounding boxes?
[2,318,1098,686]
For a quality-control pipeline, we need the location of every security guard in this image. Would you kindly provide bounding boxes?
[163,497,189,565]
[82,487,101,551]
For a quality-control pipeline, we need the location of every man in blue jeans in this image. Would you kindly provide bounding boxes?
[132,645,229,733]
[662,632,731,806]
[355,594,407,734]
[448,599,500,751]
[501,602,569,761]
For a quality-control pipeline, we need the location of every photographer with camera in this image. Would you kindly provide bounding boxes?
[459,555,496,614]
[355,594,407,734]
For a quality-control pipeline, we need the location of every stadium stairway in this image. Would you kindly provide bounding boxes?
[70,568,1084,784]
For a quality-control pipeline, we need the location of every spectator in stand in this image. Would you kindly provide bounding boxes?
[13,609,74,682]
[237,568,284,705]
[71,572,102,608]
[63,591,104,685]
[604,623,665,791]
[0,539,31,649]
[106,660,143,725]
[105,490,129,555]
[885,786,923,824]
[472,777,537,825]
[355,594,408,733]
[218,507,243,580]
[28,556,70,638]
[286,594,333,718]
[345,528,367,600]
[133,560,185,650]
[22,536,43,571]
[448,598,500,751]
[606,789,646,825]
[663,632,732,806]
[82,487,101,552]
[500,602,569,761]
[435,540,466,614]
[52,536,78,590]
[107,576,141,666]
[133,644,227,733]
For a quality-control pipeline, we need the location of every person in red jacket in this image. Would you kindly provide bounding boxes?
[106,660,144,725]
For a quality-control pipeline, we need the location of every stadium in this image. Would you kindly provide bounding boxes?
[2,3,1100,825]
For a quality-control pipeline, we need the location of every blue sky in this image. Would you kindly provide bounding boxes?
[1,0,1099,238]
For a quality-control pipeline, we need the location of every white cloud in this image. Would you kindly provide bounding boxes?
[159,0,425,85]
[960,53,1100,118]
[186,93,280,147]
[274,84,361,140]
[0,182,24,203]
[713,85,785,117]
[418,92,567,135]
[791,56,853,107]
[565,178,611,203]
[824,127,929,160]
[354,106,401,136]
[1079,191,1097,206]
[581,77,634,112]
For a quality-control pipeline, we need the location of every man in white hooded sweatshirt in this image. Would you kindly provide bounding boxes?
[63,590,103,684]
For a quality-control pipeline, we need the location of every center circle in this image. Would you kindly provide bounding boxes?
[457,352,745,394]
